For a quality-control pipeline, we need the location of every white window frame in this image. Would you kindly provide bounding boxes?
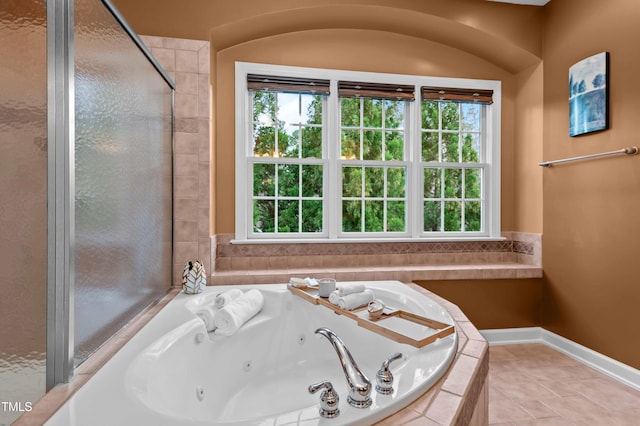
[235,62,501,243]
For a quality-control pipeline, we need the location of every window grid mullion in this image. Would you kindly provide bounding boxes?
[360,165,365,232]
[383,167,388,231]
[298,164,303,233]
[328,81,339,239]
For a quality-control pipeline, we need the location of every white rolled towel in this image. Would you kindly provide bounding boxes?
[215,288,243,309]
[214,289,264,336]
[328,290,340,305]
[338,284,366,297]
[196,306,216,332]
[337,289,375,311]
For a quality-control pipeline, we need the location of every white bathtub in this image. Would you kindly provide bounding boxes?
[46,281,456,425]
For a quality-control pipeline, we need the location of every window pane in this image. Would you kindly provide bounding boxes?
[387,167,405,198]
[363,130,382,160]
[253,91,276,125]
[387,201,405,232]
[461,133,480,162]
[442,133,459,162]
[419,98,487,236]
[254,199,275,232]
[444,201,462,231]
[424,201,441,231]
[301,126,322,158]
[465,168,481,199]
[341,97,360,127]
[385,131,404,161]
[363,98,382,127]
[302,200,323,232]
[301,94,323,125]
[364,167,384,198]
[342,200,361,232]
[441,102,460,131]
[277,93,299,124]
[253,163,275,196]
[341,129,360,159]
[364,200,384,232]
[444,168,462,198]
[253,124,275,157]
[278,200,299,232]
[461,103,480,131]
[278,164,299,197]
[465,201,482,232]
[301,164,323,197]
[421,100,438,129]
[384,100,404,128]
[422,132,439,162]
[280,124,299,158]
[424,168,442,198]
[342,166,362,197]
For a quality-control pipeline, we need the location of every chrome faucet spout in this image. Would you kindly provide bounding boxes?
[315,327,372,408]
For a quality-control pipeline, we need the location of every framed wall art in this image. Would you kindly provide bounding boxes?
[569,51,609,137]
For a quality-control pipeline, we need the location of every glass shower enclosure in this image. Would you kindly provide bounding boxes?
[0,0,174,423]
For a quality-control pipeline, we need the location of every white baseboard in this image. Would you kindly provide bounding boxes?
[480,327,640,392]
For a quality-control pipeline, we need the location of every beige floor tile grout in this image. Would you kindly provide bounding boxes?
[488,343,640,425]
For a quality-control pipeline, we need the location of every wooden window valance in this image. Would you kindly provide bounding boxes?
[338,81,415,101]
[247,74,330,95]
[421,86,493,104]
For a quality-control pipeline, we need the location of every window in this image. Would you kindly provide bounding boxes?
[235,63,501,242]
[251,91,324,234]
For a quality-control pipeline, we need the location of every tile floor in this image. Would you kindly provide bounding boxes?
[489,344,640,425]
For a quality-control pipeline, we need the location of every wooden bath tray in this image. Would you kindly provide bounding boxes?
[287,284,455,348]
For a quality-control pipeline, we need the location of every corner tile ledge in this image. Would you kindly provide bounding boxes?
[374,283,489,425]
[209,263,542,285]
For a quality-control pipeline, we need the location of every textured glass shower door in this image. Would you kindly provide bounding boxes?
[0,1,48,423]
[73,0,173,364]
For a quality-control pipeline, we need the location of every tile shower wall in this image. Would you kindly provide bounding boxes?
[140,36,211,283]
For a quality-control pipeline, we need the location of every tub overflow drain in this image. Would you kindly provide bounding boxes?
[196,386,205,402]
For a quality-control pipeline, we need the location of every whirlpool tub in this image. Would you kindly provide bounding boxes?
[46,281,457,425]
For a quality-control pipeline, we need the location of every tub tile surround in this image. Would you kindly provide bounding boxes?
[16,283,488,426]
[209,232,542,284]
[363,283,491,425]
[139,35,212,283]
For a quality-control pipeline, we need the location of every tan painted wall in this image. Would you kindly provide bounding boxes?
[515,63,544,233]
[417,279,543,330]
[113,0,543,67]
[542,0,640,369]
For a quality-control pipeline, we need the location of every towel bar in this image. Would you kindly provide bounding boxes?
[539,146,638,167]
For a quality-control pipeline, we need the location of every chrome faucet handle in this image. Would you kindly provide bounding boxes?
[314,327,372,408]
[376,352,403,395]
[308,381,340,418]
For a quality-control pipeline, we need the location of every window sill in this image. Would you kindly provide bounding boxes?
[209,263,542,285]
[231,236,507,245]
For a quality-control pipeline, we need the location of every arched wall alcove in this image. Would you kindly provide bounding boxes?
[208,3,542,233]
